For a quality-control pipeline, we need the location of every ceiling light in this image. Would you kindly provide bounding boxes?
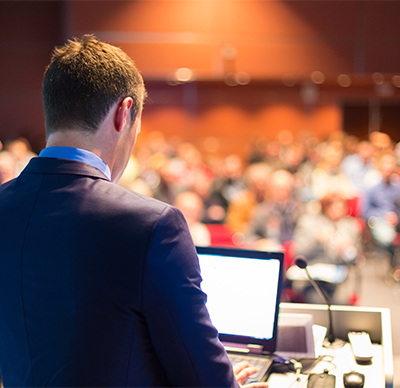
[392,75,400,88]
[310,71,325,84]
[372,72,384,85]
[282,74,296,87]
[175,68,193,82]
[236,71,251,85]
[337,74,351,87]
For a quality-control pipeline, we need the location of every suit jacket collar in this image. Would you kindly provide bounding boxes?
[23,157,111,182]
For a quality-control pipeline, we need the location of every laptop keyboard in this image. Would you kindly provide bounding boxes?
[228,353,272,383]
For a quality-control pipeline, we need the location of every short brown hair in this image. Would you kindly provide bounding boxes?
[42,34,145,136]
[320,193,347,215]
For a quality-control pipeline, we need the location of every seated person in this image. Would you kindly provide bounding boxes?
[291,193,362,303]
[174,191,212,247]
[246,169,303,253]
[311,141,356,201]
[362,153,400,276]
[225,162,271,234]
[0,151,17,184]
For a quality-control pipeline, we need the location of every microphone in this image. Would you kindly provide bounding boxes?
[295,256,335,344]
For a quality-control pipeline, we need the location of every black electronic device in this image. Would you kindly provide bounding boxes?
[307,372,335,388]
[295,256,335,343]
[343,371,365,388]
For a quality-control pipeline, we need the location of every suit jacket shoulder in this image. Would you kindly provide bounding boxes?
[0,157,237,388]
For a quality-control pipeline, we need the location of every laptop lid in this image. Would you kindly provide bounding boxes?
[196,246,284,354]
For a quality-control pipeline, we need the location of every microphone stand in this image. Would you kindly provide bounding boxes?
[303,266,335,344]
[295,256,335,344]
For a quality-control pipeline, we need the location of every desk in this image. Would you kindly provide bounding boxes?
[271,303,394,388]
[268,343,384,388]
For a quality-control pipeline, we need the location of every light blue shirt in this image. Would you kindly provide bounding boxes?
[39,146,111,181]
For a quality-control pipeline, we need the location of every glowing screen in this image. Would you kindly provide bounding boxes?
[198,253,280,340]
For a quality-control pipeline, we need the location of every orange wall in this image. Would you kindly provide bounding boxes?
[0,1,399,154]
[139,86,342,158]
[69,0,400,80]
[0,1,64,151]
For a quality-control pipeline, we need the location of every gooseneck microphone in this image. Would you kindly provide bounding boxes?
[295,256,335,344]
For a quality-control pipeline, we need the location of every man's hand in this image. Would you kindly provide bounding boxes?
[233,361,269,388]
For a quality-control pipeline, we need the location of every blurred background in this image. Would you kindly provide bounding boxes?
[1,0,400,384]
[1,0,400,153]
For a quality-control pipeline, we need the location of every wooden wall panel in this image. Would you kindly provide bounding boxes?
[1,0,400,154]
[139,92,342,159]
[0,1,64,151]
[69,0,400,80]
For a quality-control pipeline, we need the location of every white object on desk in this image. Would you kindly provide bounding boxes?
[268,343,385,388]
[348,331,374,363]
[312,324,327,357]
[278,303,393,388]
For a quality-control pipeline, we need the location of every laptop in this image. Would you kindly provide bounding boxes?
[196,246,284,384]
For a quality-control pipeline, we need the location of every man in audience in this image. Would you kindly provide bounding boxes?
[292,193,362,303]
[0,35,264,388]
[363,153,400,276]
[5,137,37,175]
[174,191,211,246]
[311,141,355,201]
[246,169,303,252]
[225,162,271,234]
[341,140,375,200]
[0,150,17,184]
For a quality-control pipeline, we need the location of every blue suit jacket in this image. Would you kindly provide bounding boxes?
[0,157,237,387]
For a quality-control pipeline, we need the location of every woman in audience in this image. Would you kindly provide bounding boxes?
[225,162,272,234]
[291,193,362,303]
[311,141,356,200]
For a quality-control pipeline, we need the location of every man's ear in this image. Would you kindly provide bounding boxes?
[114,97,133,132]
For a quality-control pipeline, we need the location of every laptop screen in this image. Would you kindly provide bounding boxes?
[196,246,284,352]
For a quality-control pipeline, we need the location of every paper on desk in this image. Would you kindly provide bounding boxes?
[313,324,327,357]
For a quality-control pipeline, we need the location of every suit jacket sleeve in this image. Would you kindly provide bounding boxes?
[142,205,239,387]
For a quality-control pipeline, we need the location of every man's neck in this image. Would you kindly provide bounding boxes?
[46,130,103,161]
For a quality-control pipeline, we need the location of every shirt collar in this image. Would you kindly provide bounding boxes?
[39,146,111,181]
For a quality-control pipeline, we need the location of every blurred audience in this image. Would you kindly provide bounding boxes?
[127,178,154,198]
[0,151,17,184]
[246,169,303,251]
[291,193,362,303]
[5,137,37,175]
[225,162,271,234]
[362,153,400,276]
[3,130,399,301]
[191,169,227,224]
[294,193,361,266]
[0,137,36,183]
[174,191,211,247]
[341,140,376,200]
[311,141,355,200]
[212,154,246,210]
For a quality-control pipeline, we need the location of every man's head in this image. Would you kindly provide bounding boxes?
[378,153,397,182]
[271,169,294,203]
[320,193,348,222]
[357,140,373,163]
[42,34,145,137]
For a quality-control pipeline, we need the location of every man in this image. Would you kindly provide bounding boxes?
[341,140,375,199]
[0,35,266,387]
[246,169,303,251]
[363,153,400,274]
